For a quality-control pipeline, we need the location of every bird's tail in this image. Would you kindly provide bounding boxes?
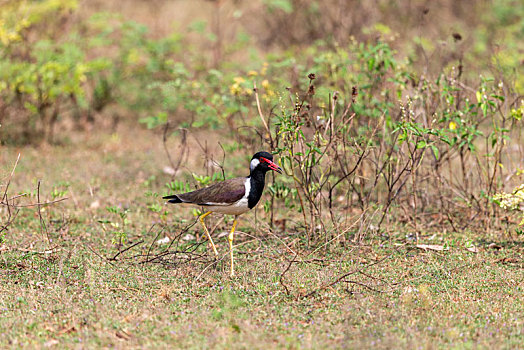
[163,194,183,204]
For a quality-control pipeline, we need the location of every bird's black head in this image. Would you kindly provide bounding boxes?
[250,151,283,174]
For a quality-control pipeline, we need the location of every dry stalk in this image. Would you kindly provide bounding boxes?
[253,82,273,146]
[279,251,299,296]
[301,252,394,299]
[1,154,21,236]
[37,180,50,244]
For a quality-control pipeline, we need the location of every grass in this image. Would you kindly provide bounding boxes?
[1,125,522,349]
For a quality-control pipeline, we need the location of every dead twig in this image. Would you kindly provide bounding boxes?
[301,253,393,298]
[109,240,144,261]
[253,82,272,146]
[15,246,61,254]
[2,153,20,205]
[0,197,68,208]
[192,250,227,283]
[163,123,189,179]
[145,224,162,263]
[279,251,299,296]
[1,154,21,236]
[83,243,116,266]
[343,280,388,293]
[37,180,50,243]
[142,218,198,265]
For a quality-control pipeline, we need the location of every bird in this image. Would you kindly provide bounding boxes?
[163,151,282,276]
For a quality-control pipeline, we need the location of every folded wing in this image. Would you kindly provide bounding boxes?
[172,177,247,206]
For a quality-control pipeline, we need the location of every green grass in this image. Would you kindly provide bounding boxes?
[1,126,522,348]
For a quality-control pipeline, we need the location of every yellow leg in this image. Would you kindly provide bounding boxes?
[228,218,238,277]
[199,212,218,257]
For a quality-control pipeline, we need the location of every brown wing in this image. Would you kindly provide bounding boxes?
[177,177,247,205]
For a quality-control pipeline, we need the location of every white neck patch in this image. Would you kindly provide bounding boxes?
[250,158,260,171]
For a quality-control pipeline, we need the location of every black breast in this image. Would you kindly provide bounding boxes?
[247,172,266,209]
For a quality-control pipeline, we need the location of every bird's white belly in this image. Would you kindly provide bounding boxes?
[205,198,250,215]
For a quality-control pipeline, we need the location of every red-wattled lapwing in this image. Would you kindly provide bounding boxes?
[163,151,282,276]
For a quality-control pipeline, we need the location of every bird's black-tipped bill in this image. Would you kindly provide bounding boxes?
[261,157,283,174]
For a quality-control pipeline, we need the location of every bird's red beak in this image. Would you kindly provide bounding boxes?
[261,157,283,174]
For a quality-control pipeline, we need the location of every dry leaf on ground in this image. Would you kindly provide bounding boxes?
[416,244,448,251]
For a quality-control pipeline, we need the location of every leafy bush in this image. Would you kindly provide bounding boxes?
[0,3,184,143]
[145,35,522,238]
[494,184,524,227]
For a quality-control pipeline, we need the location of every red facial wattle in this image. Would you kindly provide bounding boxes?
[260,157,283,174]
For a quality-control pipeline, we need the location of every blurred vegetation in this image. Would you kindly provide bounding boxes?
[0,0,523,237]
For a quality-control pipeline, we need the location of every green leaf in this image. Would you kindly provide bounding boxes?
[476,90,482,103]
[188,20,207,34]
[416,140,427,149]
[431,145,439,160]
[264,0,293,13]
